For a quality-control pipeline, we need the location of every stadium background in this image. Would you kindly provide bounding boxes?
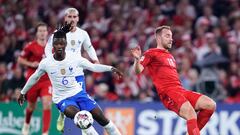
[0,0,239,135]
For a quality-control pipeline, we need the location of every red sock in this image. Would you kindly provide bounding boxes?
[25,108,33,124]
[43,109,51,133]
[197,109,214,130]
[187,119,200,135]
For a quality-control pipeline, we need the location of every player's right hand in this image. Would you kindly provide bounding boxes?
[31,61,39,68]
[130,45,141,60]
[17,94,26,106]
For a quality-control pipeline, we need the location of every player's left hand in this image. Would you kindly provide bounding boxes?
[17,94,26,106]
[111,67,123,79]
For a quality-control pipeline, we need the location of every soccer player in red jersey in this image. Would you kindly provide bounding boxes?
[18,22,52,135]
[131,26,216,135]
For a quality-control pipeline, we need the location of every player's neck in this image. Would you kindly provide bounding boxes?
[71,27,77,32]
[36,39,46,46]
[156,46,165,50]
[53,52,66,61]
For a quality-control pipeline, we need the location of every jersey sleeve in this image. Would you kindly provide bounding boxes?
[20,59,47,94]
[140,51,152,67]
[37,59,47,74]
[45,34,53,57]
[82,31,99,61]
[20,43,32,59]
[78,57,112,72]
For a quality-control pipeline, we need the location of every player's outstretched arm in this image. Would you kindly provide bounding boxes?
[80,58,123,78]
[18,67,45,106]
[130,46,144,74]
[18,57,39,68]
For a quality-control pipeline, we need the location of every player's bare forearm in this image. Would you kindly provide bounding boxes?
[133,58,144,74]
[130,45,143,74]
[18,57,39,68]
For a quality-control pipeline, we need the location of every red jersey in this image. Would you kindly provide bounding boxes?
[20,41,49,82]
[140,48,182,93]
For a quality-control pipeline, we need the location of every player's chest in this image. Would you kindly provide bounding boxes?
[153,54,176,68]
[66,36,84,52]
[47,62,78,77]
[31,45,44,58]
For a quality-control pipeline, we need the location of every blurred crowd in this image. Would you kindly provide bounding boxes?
[0,0,240,103]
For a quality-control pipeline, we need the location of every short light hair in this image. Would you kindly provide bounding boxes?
[155,25,171,35]
[64,8,79,16]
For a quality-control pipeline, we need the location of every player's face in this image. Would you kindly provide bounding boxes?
[53,38,67,56]
[160,29,173,49]
[64,11,79,28]
[36,26,48,41]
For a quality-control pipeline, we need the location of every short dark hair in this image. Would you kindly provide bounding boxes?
[53,30,66,40]
[155,25,171,35]
[35,22,47,33]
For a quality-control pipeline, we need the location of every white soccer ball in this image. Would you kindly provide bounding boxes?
[74,110,94,129]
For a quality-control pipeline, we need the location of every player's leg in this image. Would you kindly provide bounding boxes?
[64,105,99,135]
[65,87,120,135]
[179,101,200,135]
[22,87,38,135]
[56,111,65,132]
[22,101,37,135]
[41,95,52,135]
[90,107,121,135]
[194,95,216,130]
[56,96,99,135]
[76,90,121,135]
[40,82,52,135]
[160,90,200,135]
[183,90,216,130]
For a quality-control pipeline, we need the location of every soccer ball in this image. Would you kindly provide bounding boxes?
[74,110,94,129]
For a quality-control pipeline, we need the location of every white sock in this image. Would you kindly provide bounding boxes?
[104,121,121,135]
[81,126,99,135]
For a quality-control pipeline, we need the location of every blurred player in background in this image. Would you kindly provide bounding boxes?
[130,26,216,135]
[44,7,99,132]
[18,28,122,135]
[18,22,51,135]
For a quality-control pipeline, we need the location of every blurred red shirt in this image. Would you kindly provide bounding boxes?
[20,41,49,82]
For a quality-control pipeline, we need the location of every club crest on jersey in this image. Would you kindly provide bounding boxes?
[71,40,75,46]
[60,69,66,75]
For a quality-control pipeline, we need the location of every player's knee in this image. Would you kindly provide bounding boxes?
[180,102,197,120]
[27,103,36,111]
[205,99,216,111]
[43,104,52,110]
